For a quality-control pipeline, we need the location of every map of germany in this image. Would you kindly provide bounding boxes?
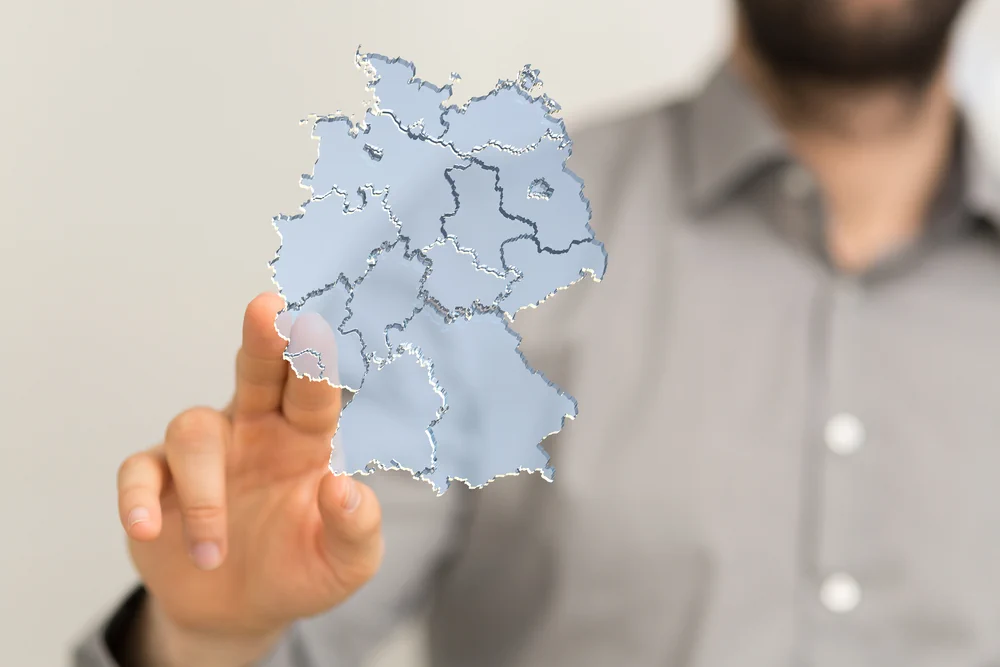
[271,51,607,494]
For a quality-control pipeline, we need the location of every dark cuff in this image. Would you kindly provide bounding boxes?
[104,585,148,666]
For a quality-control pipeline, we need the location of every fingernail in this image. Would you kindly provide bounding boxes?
[127,507,150,529]
[190,541,222,570]
[342,477,361,513]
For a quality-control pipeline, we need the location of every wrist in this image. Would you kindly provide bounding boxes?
[133,595,284,667]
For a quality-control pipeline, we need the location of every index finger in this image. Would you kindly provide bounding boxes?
[282,311,342,435]
[232,292,289,418]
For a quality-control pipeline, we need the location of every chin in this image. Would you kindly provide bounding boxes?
[838,0,915,23]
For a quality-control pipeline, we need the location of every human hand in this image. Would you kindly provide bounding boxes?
[116,293,382,666]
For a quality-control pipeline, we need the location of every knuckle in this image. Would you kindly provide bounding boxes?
[165,407,219,446]
[181,503,225,524]
[284,402,341,436]
[287,381,339,410]
[238,348,286,384]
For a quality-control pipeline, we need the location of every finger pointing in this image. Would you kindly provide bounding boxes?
[233,292,290,419]
[283,312,342,435]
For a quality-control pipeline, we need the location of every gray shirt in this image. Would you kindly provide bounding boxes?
[76,63,1000,667]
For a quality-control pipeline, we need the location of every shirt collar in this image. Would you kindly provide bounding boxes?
[964,124,1000,229]
[685,62,1000,233]
[685,63,786,211]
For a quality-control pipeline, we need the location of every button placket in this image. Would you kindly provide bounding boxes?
[816,277,867,616]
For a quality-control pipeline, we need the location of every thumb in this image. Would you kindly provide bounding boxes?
[317,472,384,582]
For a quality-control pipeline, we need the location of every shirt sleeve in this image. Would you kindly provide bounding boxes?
[71,469,471,667]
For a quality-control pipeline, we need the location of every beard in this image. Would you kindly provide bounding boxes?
[736,0,968,88]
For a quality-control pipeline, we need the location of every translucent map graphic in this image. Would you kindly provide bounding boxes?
[271,51,607,494]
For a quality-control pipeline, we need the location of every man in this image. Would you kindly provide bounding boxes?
[77,0,1000,664]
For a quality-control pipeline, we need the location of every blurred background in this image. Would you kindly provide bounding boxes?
[0,0,997,665]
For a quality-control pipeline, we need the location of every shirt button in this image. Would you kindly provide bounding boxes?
[820,572,862,613]
[824,412,865,456]
[780,164,814,201]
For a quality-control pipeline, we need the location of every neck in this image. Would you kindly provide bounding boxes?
[731,26,958,273]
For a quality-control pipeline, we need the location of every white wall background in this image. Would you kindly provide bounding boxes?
[0,1,996,665]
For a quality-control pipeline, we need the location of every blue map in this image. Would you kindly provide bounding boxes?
[271,51,607,494]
